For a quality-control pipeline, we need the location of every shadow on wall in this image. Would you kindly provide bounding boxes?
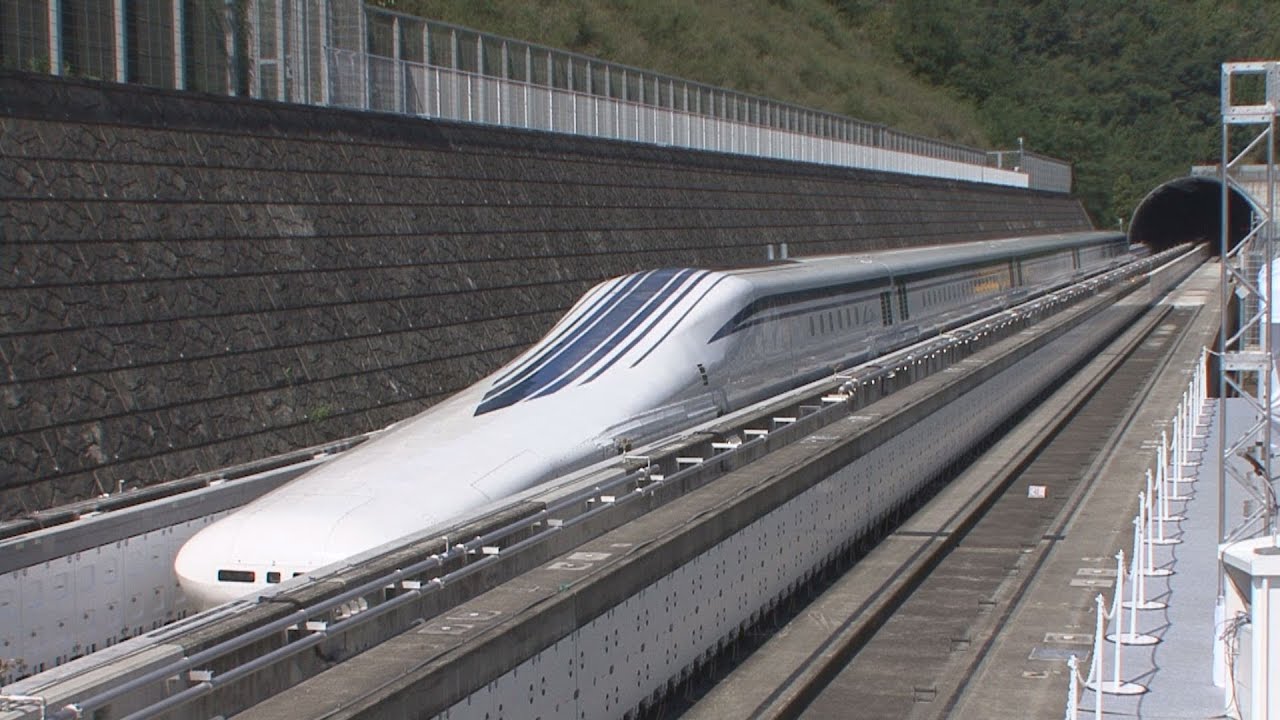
[1129,176,1254,256]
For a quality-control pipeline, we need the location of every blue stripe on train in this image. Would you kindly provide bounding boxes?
[481,272,649,402]
[487,277,626,390]
[531,269,698,399]
[584,270,714,381]
[475,268,686,415]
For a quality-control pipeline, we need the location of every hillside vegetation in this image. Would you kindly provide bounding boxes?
[891,0,1280,227]
[387,0,1280,226]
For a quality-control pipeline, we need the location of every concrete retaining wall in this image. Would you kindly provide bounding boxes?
[0,71,1094,517]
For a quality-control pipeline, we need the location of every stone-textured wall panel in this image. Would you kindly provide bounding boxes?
[0,72,1096,516]
[8,307,562,443]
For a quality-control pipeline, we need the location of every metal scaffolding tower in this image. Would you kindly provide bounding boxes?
[1218,62,1279,544]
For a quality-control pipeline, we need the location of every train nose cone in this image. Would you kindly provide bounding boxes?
[174,519,257,610]
[174,493,374,610]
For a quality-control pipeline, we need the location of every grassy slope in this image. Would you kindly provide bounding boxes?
[381,0,993,148]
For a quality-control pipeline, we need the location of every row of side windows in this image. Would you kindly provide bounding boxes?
[803,244,1099,339]
[922,281,969,309]
[919,263,1017,311]
[217,569,304,584]
[807,302,877,337]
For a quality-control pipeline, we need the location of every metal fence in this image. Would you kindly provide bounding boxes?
[345,47,1021,186]
[991,149,1074,194]
[1,0,1073,192]
[0,0,236,93]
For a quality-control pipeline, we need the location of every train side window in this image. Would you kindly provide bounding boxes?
[266,572,281,584]
[217,569,255,583]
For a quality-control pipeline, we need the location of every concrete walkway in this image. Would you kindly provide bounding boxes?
[1077,398,1234,718]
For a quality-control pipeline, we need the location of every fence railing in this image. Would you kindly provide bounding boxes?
[2,0,1073,192]
[348,49,1028,187]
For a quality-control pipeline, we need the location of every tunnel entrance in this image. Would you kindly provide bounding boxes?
[1129,175,1254,256]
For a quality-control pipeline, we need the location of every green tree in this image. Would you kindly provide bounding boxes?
[890,0,1280,222]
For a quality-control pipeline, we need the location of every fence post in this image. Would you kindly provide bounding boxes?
[1086,593,1105,718]
[48,0,63,75]
[1111,547,1158,646]
[1168,419,1192,500]
[1150,466,1182,544]
[1088,579,1149,696]
[114,0,127,83]
[1065,655,1079,720]
[1144,487,1173,579]
[1123,508,1166,611]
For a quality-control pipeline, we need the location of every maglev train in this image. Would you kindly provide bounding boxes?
[175,231,1130,607]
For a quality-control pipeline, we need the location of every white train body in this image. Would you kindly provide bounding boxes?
[175,232,1129,607]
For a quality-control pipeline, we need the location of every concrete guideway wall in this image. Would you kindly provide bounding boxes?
[0,515,216,685]
[0,72,1094,518]
[0,459,320,686]
[449,324,1095,720]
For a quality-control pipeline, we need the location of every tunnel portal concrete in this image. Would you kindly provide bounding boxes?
[1129,175,1254,256]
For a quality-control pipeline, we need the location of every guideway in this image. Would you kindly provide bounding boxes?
[0,246,1199,720]
[227,251,1203,720]
[687,262,1220,719]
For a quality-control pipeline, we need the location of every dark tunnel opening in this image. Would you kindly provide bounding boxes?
[1128,176,1254,256]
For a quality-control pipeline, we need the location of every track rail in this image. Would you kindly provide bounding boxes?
[712,271,1198,719]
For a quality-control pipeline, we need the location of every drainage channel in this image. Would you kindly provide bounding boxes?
[682,279,1200,719]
